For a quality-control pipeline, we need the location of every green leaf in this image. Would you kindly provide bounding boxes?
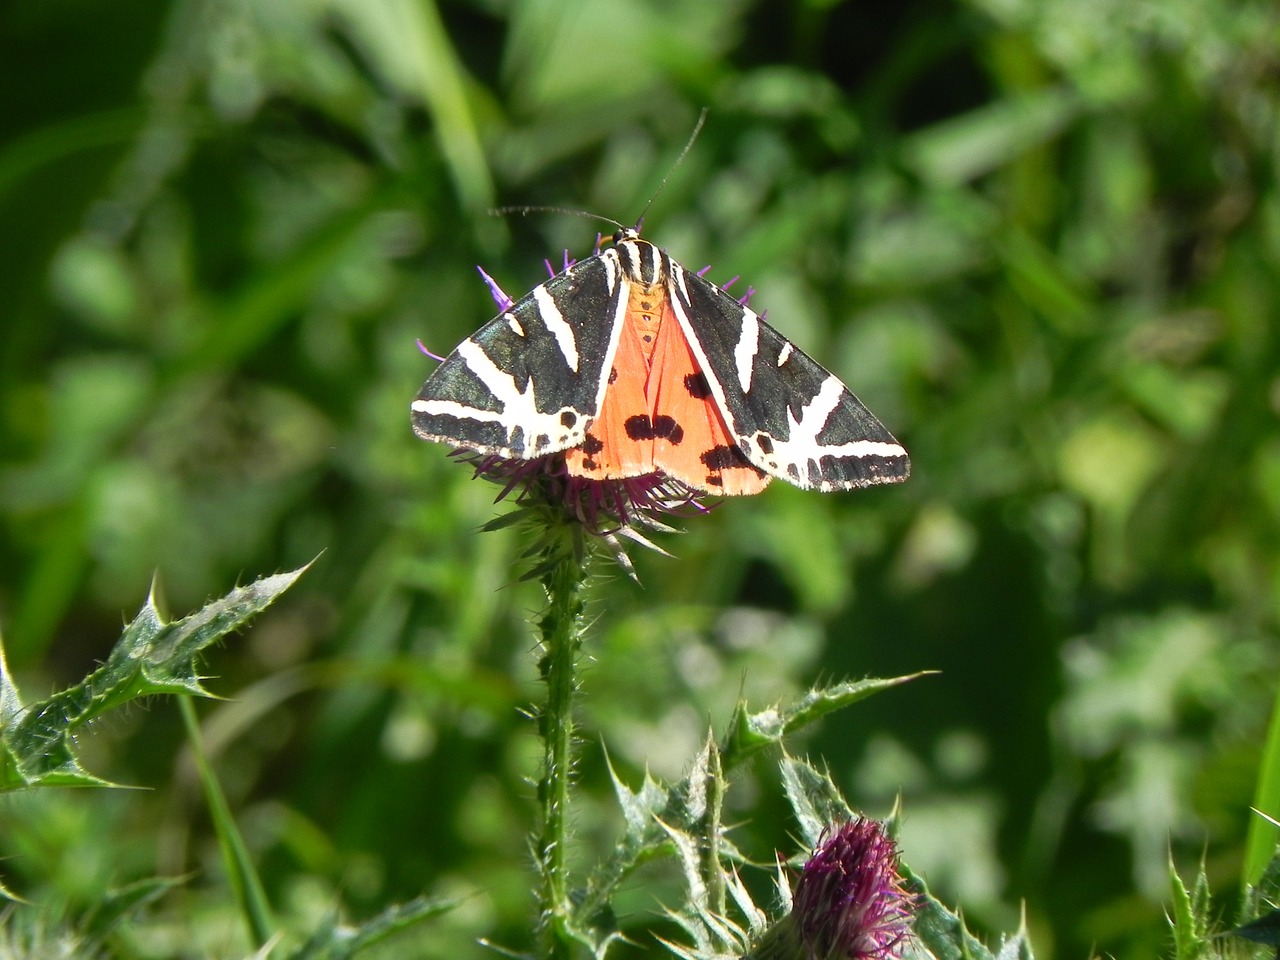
[992,921,1035,960]
[577,735,752,956]
[582,679,927,955]
[660,818,710,914]
[901,861,998,960]
[179,695,276,949]
[1246,844,1280,923]
[80,876,188,939]
[1169,854,1211,960]
[1245,676,1280,887]
[721,674,932,769]
[285,895,461,960]
[608,752,671,837]
[0,565,309,791]
[778,755,855,852]
[902,87,1080,186]
[572,753,678,945]
[1230,909,1280,948]
[335,0,492,214]
[0,630,23,731]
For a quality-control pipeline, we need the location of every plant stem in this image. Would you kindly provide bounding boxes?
[702,738,726,917]
[178,696,275,950]
[535,529,589,959]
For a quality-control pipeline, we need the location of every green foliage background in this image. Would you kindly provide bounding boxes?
[1,0,1278,956]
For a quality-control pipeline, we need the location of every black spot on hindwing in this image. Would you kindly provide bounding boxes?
[577,432,604,470]
[625,415,685,444]
[624,415,651,440]
[701,443,767,486]
[702,444,752,470]
[683,372,712,399]
[653,416,683,443]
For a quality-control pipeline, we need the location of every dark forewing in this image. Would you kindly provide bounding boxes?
[666,261,910,491]
[411,252,625,459]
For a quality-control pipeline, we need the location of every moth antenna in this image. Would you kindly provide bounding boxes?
[633,107,708,230]
[490,205,626,233]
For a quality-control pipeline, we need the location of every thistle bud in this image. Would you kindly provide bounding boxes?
[751,819,913,960]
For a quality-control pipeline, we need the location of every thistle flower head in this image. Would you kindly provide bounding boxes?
[747,819,913,960]
[791,819,913,960]
[462,450,708,541]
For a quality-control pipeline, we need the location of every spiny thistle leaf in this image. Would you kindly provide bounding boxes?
[684,735,714,822]
[0,565,309,791]
[900,860,999,960]
[608,752,672,836]
[580,679,920,956]
[659,866,767,960]
[1229,909,1280,947]
[571,756,678,947]
[780,755,856,852]
[0,633,22,730]
[1169,854,1211,960]
[991,918,1035,960]
[1230,846,1280,955]
[660,818,711,911]
[575,738,748,956]
[1244,842,1280,922]
[660,908,747,959]
[722,674,933,770]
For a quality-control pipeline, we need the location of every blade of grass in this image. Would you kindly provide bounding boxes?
[1244,679,1280,887]
[179,695,275,950]
[414,0,493,213]
[0,107,146,201]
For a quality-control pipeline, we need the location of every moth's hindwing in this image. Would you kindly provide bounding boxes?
[562,261,772,495]
[411,252,626,459]
[667,261,911,491]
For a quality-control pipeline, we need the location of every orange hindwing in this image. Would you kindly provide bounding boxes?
[566,279,768,494]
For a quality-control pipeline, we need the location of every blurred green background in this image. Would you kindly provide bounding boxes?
[2,0,1279,956]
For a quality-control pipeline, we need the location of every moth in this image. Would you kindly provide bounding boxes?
[412,227,909,495]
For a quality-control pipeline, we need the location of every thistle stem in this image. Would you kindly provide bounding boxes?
[535,528,589,959]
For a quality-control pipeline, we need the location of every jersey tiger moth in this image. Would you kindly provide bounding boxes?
[412,227,910,495]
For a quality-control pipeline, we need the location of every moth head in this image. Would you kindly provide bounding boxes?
[611,225,642,246]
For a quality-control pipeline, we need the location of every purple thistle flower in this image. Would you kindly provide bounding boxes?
[792,819,913,960]
[752,819,913,960]
[476,265,514,311]
[459,451,709,539]
[694,265,756,306]
[416,339,446,363]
